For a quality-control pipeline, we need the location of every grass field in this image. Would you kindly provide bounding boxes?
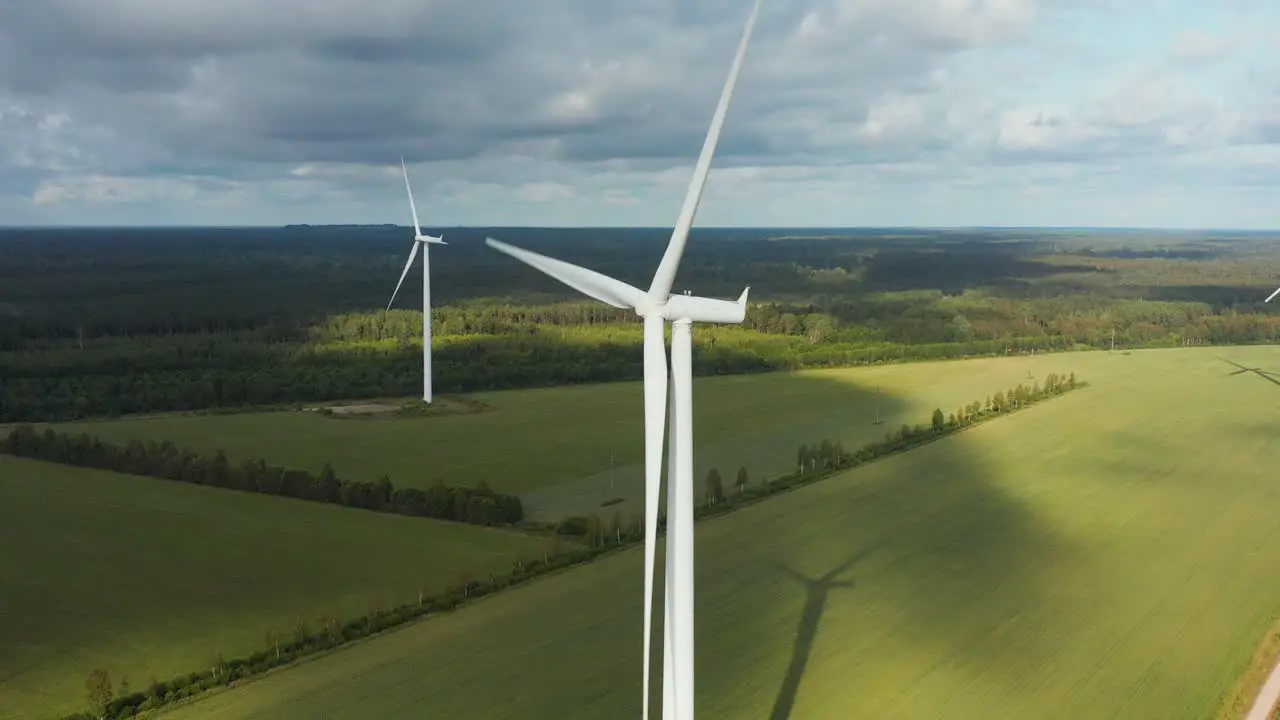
[156,345,1280,719]
[56,351,1111,520]
[0,457,551,719]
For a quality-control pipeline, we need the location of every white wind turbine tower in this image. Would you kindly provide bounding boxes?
[387,158,446,403]
[485,1,763,717]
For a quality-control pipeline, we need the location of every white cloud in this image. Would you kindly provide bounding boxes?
[1169,30,1226,62]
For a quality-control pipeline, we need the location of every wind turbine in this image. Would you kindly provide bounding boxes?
[387,158,446,403]
[484,1,763,717]
[1266,286,1279,303]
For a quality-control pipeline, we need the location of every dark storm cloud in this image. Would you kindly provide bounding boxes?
[0,0,1047,187]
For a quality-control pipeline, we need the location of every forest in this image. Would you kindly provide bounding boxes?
[1,225,1277,423]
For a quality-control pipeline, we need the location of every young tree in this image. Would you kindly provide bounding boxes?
[735,466,749,496]
[374,474,393,509]
[584,514,604,547]
[992,390,1006,412]
[1069,372,1077,388]
[704,468,724,505]
[86,668,112,719]
[931,408,945,432]
[317,462,341,503]
[818,439,834,468]
[796,444,810,473]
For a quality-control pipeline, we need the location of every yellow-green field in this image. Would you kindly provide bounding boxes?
[56,352,1105,520]
[0,457,550,718]
[155,346,1280,719]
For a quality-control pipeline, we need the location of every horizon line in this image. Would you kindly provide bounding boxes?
[2,224,1278,232]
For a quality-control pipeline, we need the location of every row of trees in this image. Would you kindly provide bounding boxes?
[743,371,1083,500]
[0,426,523,526]
[563,371,1087,545]
[68,539,607,720]
[62,371,1087,720]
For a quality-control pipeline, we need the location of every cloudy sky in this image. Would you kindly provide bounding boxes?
[1,0,1278,228]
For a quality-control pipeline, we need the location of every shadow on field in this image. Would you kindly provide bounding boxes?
[766,540,886,720]
[1217,357,1280,389]
[682,374,1080,717]
[127,370,1080,720]
[521,370,922,521]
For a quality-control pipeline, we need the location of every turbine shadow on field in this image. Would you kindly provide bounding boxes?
[1218,357,1280,389]
[766,540,886,720]
[701,388,1080,717]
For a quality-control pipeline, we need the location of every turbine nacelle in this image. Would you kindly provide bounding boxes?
[416,234,446,245]
[654,288,749,324]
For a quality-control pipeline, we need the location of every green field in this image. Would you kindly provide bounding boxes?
[56,352,1106,520]
[0,457,551,718]
[156,346,1280,719]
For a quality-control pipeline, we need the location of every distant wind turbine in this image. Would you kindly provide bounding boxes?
[386,158,446,403]
[484,1,763,717]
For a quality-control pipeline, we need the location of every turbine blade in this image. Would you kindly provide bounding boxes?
[486,237,646,309]
[402,157,422,238]
[647,0,764,303]
[641,315,669,720]
[387,242,420,310]
[1267,286,1280,302]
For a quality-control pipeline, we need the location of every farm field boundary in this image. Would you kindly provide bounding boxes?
[58,374,1086,720]
[1216,619,1280,720]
